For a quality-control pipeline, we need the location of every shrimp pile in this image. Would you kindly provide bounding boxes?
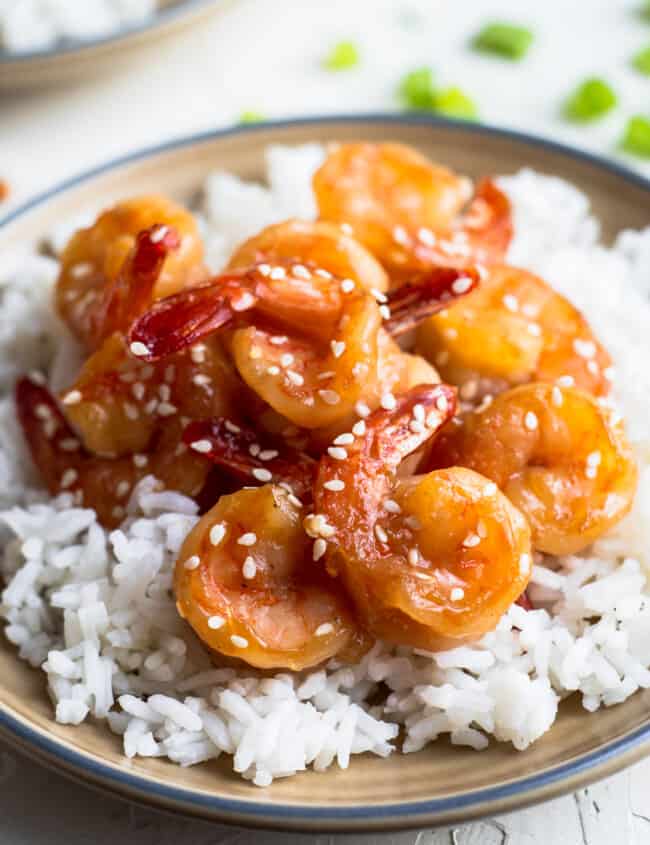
[16,142,639,671]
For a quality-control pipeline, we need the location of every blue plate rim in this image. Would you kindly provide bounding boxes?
[0,0,219,64]
[1,112,650,830]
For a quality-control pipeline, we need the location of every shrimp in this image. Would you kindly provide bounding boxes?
[128,262,479,431]
[56,195,205,351]
[426,382,637,555]
[313,384,532,650]
[16,376,211,528]
[416,264,612,400]
[174,485,364,670]
[227,218,389,293]
[313,142,512,282]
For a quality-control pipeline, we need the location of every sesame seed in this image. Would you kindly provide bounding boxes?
[380,393,396,411]
[62,390,82,406]
[413,404,425,422]
[230,635,249,648]
[379,305,391,320]
[319,389,341,405]
[355,401,371,418]
[59,438,80,452]
[257,263,271,276]
[324,479,345,491]
[270,266,286,280]
[524,411,538,431]
[129,341,150,358]
[209,523,226,546]
[286,370,304,386]
[315,268,332,279]
[426,412,440,428]
[259,449,279,461]
[184,555,200,570]
[451,276,472,295]
[371,287,388,303]
[333,433,354,446]
[158,384,171,402]
[233,291,255,312]
[207,615,225,630]
[270,335,288,345]
[408,548,420,566]
[315,622,334,637]
[192,374,212,387]
[463,533,481,548]
[331,340,346,359]
[405,515,422,531]
[527,323,542,337]
[124,402,139,420]
[328,446,347,460]
[410,420,424,433]
[352,420,366,437]
[242,557,257,579]
[190,344,206,364]
[585,466,597,479]
[340,279,355,293]
[132,382,145,401]
[150,224,168,243]
[603,366,615,381]
[28,371,46,385]
[190,439,212,454]
[280,353,294,367]
[267,365,280,376]
[317,370,336,380]
[417,227,436,246]
[249,444,260,457]
[250,346,262,359]
[375,524,388,543]
[435,394,449,413]
[116,481,130,499]
[288,494,303,508]
[519,553,532,576]
[70,261,93,278]
[133,454,148,468]
[552,386,563,407]
[112,506,125,520]
[392,225,409,245]
[521,302,539,318]
[238,532,257,546]
[503,294,519,312]
[573,339,596,359]
[252,468,272,482]
[450,587,465,601]
[557,375,575,388]
[224,420,241,434]
[587,360,600,376]
[60,469,78,489]
[384,499,401,514]
[291,264,310,279]
[157,402,177,417]
[313,538,327,561]
[340,222,353,234]
[587,451,602,467]
[460,380,478,401]
[483,482,498,497]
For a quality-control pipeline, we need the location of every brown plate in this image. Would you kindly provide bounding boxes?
[1,116,650,832]
[0,0,226,90]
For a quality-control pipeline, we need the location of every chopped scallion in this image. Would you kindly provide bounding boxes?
[472,22,533,60]
[632,44,650,75]
[434,87,478,120]
[621,115,650,158]
[239,111,266,124]
[563,78,617,122]
[323,41,359,71]
[398,67,436,110]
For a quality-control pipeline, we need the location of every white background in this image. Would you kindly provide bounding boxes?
[1,0,650,842]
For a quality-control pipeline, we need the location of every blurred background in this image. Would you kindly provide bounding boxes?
[1,1,650,844]
[1,0,650,212]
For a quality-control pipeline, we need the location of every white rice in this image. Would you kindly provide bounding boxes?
[0,0,158,54]
[2,144,650,786]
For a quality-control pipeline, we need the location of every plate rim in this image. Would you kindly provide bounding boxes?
[0,0,220,65]
[1,113,650,832]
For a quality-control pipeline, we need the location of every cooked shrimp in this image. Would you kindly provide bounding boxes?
[16,376,211,528]
[174,485,363,670]
[416,264,612,400]
[129,262,479,431]
[313,142,511,281]
[426,382,637,555]
[227,218,389,293]
[56,196,205,350]
[313,384,532,650]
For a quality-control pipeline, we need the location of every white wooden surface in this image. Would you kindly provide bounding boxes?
[1,0,650,842]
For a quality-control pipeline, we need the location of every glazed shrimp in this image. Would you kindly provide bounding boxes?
[313,384,532,651]
[227,218,389,293]
[426,382,637,556]
[174,485,364,670]
[16,377,211,528]
[416,264,612,400]
[129,262,479,431]
[313,142,512,281]
[56,195,205,351]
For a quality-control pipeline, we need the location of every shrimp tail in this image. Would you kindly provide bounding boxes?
[515,590,534,611]
[461,178,512,261]
[384,267,481,337]
[15,376,82,493]
[364,383,458,469]
[97,224,181,342]
[183,417,316,499]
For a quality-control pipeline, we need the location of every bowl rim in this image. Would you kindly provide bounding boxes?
[0,0,219,64]
[1,113,650,832]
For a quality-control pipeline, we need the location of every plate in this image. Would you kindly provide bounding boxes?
[0,0,225,90]
[1,115,650,833]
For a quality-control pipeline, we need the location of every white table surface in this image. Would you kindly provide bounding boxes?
[1,1,650,842]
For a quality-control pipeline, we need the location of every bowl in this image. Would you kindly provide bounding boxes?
[1,115,650,833]
[0,0,225,90]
